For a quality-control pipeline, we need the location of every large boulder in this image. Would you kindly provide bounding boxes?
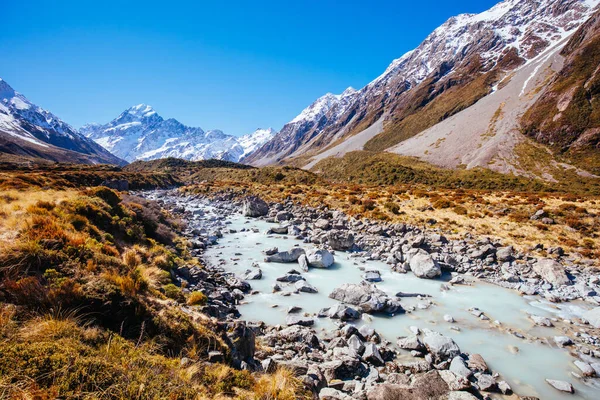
[423,332,461,362]
[326,230,355,251]
[265,248,306,263]
[532,259,571,286]
[583,307,600,328]
[242,196,269,217]
[409,249,441,279]
[307,248,335,268]
[329,281,404,315]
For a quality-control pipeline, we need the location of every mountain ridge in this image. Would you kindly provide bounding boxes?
[81,105,275,163]
[244,0,600,180]
[0,78,126,165]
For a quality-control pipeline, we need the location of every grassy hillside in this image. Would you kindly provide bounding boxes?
[312,151,551,191]
[0,183,306,399]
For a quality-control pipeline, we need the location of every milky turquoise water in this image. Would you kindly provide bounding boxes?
[201,208,600,399]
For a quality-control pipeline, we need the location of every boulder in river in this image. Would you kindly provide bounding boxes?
[545,379,574,393]
[329,281,403,315]
[307,248,335,268]
[409,249,441,279]
[532,258,571,286]
[364,270,382,282]
[242,268,262,280]
[295,280,318,293]
[264,248,306,263]
[242,196,269,217]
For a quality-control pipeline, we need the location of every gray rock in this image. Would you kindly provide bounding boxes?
[532,258,571,286]
[298,254,309,272]
[476,374,497,392]
[530,314,554,327]
[348,334,365,358]
[264,247,278,256]
[423,332,460,361]
[265,247,306,263]
[276,274,305,283]
[574,360,595,377]
[307,248,335,268]
[286,315,314,327]
[545,379,574,393]
[318,388,347,400]
[409,249,441,279]
[326,230,355,251]
[467,354,488,372]
[327,303,361,320]
[554,336,573,347]
[363,343,385,366]
[295,280,318,293]
[397,335,425,351]
[242,196,269,217]
[242,268,262,280]
[364,269,382,282]
[496,246,514,262]
[449,356,472,378]
[497,380,512,395]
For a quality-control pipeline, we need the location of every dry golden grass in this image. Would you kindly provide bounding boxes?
[186,180,600,265]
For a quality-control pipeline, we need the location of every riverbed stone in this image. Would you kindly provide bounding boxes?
[242,268,262,280]
[242,196,269,217]
[326,230,355,251]
[449,356,472,378]
[363,343,385,366]
[295,280,319,293]
[265,247,306,263]
[532,259,571,286]
[467,354,488,372]
[298,254,309,272]
[545,379,574,393]
[307,248,335,268]
[409,249,441,279]
[397,335,425,351]
[574,360,595,377]
[286,315,314,327]
[423,333,460,361]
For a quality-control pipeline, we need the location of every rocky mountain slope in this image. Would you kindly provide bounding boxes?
[81,105,275,163]
[245,0,600,179]
[521,7,600,174]
[0,78,125,165]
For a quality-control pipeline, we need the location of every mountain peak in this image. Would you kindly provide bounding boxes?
[0,78,17,100]
[126,103,158,119]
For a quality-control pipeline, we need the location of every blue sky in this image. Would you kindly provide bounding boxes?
[1,0,498,135]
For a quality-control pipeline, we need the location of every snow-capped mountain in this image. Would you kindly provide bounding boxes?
[0,78,125,165]
[245,0,600,169]
[81,105,275,163]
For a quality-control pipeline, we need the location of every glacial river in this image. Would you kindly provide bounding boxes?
[196,203,600,399]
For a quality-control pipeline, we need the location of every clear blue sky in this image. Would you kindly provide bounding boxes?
[1,0,498,135]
